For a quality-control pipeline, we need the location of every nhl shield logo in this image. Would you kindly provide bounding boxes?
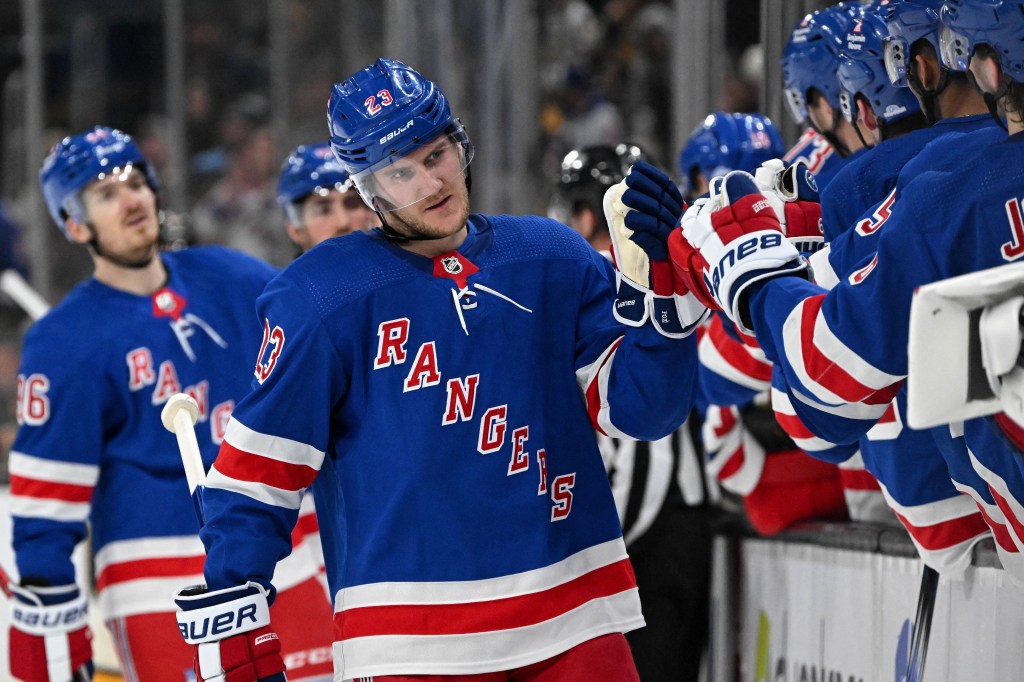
[441,256,463,275]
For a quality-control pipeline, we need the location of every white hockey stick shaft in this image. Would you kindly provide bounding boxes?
[160,393,206,494]
[0,269,50,320]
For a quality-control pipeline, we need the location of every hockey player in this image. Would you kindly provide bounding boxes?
[8,127,335,682]
[552,142,716,682]
[781,2,868,185]
[772,0,995,572]
[677,112,786,202]
[277,142,379,255]
[651,0,1024,583]
[172,58,707,681]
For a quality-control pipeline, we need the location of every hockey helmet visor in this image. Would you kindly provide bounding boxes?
[349,121,474,212]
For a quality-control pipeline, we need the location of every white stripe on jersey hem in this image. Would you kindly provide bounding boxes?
[99,575,205,619]
[205,467,303,510]
[877,479,986,526]
[94,535,205,574]
[225,418,326,469]
[10,496,89,522]
[9,451,100,485]
[335,538,628,610]
[334,591,644,679]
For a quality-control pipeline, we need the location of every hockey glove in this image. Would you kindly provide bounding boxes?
[8,582,93,682]
[980,296,1024,427]
[678,170,808,334]
[175,582,286,682]
[752,159,824,256]
[605,160,709,337]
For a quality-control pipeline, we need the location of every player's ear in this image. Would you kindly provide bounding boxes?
[914,52,939,91]
[856,99,878,132]
[65,218,91,245]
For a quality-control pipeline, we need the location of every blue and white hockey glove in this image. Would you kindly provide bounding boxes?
[604,160,709,337]
[8,581,93,682]
[175,582,286,682]
[752,159,824,256]
[679,170,808,334]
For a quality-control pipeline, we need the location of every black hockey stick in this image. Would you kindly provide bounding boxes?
[905,564,939,682]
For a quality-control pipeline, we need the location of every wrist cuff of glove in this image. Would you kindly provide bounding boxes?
[652,291,711,338]
[10,584,89,636]
[614,273,651,327]
[732,259,809,335]
[175,582,272,645]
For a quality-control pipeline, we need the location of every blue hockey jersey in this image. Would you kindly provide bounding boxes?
[747,131,1024,581]
[198,214,698,678]
[8,247,321,619]
[782,128,847,191]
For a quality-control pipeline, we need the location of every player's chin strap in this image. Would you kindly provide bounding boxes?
[375,168,474,244]
[809,108,853,158]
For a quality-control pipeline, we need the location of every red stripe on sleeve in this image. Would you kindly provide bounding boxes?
[797,295,901,406]
[10,475,93,503]
[335,558,637,639]
[584,338,623,437]
[707,317,772,383]
[216,442,318,491]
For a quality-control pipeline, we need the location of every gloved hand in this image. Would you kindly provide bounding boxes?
[605,160,709,337]
[980,296,1024,427]
[677,170,809,334]
[175,582,287,682]
[752,159,824,255]
[8,581,93,682]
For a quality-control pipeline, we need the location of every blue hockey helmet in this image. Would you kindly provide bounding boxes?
[678,112,786,195]
[882,0,948,87]
[837,7,923,124]
[39,126,160,239]
[939,0,1024,81]
[277,142,356,223]
[327,58,474,211]
[781,2,866,124]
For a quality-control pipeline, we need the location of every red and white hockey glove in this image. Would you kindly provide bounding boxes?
[677,170,809,334]
[752,159,824,255]
[8,582,93,682]
[175,582,286,682]
[604,160,710,337]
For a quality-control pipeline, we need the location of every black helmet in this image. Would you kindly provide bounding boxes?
[550,143,647,225]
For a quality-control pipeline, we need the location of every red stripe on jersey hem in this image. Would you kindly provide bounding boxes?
[989,485,1024,551]
[994,412,1024,453]
[716,447,745,481]
[96,555,206,591]
[893,508,990,551]
[707,317,771,382]
[974,495,1020,553]
[797,295,901,406]
[10,475,93,503]
[216,441,317,491]
[335,557,638,639]
[837,468,881,492]
[585,338,623,437]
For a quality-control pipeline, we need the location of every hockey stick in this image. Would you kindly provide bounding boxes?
[160,393,206,526]
[0,269,50,320]
[905,564,939,682]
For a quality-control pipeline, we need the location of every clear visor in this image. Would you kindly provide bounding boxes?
[838,90,856,123]
[883,37,910,87]
[783,88,808,125]
[938,24,972,72]
[351,124,475,212]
